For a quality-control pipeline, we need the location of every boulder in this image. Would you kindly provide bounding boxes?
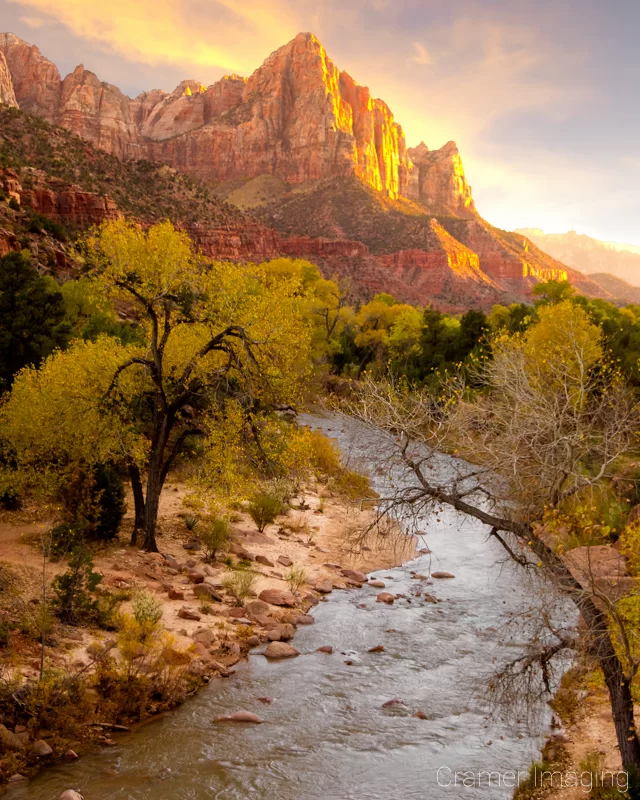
[341,568,367,583]
[314,579,333,594]
[431,572,455,579]
[316,645,333,654]
[245,599,271,617]
[264,642,299,659]
[187,570,205,584]
[277,555,293,567]
[227,606,247,618]
[167,588,184,600]
[215,710,263,723]
[376,592,395,604]
[0,724,26,750]
[64,750,79,761]
[369,579,385,588]
[33,739,53,757]
[60,792,84,800]
[258,588,297,607]
[178,606,201,621]
[192,627,216,646]
[193,583,223,601]
[293,614,314,625]
[255,554,275,567]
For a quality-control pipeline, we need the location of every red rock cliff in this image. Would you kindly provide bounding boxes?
[0,31,472,212]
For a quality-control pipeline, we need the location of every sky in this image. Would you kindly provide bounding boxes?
[2,0,639,246]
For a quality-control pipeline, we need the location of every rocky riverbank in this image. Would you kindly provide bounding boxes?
[0,477,416,787]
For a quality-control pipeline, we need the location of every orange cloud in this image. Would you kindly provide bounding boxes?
[8,0,300,74]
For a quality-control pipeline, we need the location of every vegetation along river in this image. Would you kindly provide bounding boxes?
[13,414,558,799]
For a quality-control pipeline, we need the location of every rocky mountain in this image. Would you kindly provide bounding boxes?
[0,30,622,309]
[517,229,640,290]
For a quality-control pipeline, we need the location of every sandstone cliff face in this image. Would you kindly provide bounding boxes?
[0,31,469,212]
[407,141,475,215]
[0,52,17,107]
[58,65,142,159]
[0,33,60,119]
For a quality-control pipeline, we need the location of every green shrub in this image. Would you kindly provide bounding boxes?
[184,514,199,532]
[49,522,85,557]
[59,463,126,542]
[247,491,283,532]
[8,196,19,211]
[51,547,102,625]
[222,569,255,606]
[198,516,230,561]
[285,566,307,592]
[0,486,21,511]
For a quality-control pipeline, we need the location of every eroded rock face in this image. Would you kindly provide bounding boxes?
[0,31,471,211]
[407,141,475,215]
[0,52,17,107]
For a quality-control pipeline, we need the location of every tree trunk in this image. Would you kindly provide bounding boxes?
[601,656,640,769]
[141,461,163,552]
[128,463,145,547]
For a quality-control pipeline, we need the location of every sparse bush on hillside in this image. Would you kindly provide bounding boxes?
[222,569,255,605]
[198,516,231,561]
[247,491,284,532]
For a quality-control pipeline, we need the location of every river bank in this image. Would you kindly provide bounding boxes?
[0,468,416,787]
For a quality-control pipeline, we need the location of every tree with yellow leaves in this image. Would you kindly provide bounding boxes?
[2,221,313,552]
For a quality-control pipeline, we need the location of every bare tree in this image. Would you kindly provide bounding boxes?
[348,306,640,770]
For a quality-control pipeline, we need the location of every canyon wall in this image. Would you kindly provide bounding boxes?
[0,32,472,213]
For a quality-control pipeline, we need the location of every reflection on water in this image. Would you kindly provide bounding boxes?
[14,414,554,800]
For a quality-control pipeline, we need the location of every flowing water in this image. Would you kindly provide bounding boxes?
[11,414,558,800]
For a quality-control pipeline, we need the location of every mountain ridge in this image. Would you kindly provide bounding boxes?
[0,31,631,309]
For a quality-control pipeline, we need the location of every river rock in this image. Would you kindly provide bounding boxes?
[376,592,394,604]
[257,696,273,704]
[423,594,438,604]
[255,555,275,567]
[192,627,216,646]
[413,711,428,719]
[293,614,314,625]
[264,642,299,659]
[8,775,28,783]
[314,579,333,594]
[178,606,201,621]
[341,568,367,583]
[33,739,53,757]
[382,698,405,708]
[246,635,261,646]
[63,750,79,761]
[369,580,385,588]
[431,572,455,579]
[0,724,25,750]
[368,645,385,653]
[277,555,293,567]
[245,599,271,617]
[193,583,222,601]
[259,588,297,607]
[316,645,333,653]
[60,792,84,800]
[215,710,263,723]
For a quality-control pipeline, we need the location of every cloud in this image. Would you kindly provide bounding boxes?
[411,41,431,65]
[18,15,46,28]
[7,0,301,74]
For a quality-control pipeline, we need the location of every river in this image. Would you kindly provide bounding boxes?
[11,413,557,800]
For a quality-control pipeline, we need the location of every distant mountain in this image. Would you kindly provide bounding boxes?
[516,228,640,289]
[0,30,617,310]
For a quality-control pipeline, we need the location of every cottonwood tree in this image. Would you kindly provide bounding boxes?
[2,220,312,552]
[350,301,640,770]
